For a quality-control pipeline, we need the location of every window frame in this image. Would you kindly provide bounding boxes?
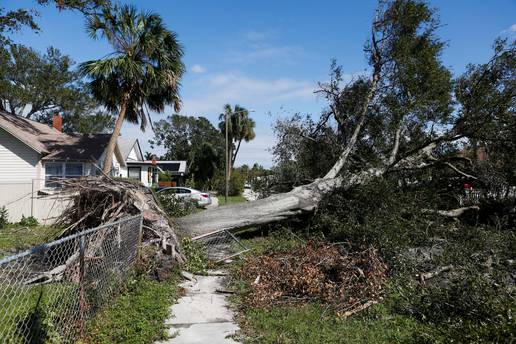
[44,162,84,187]
[127,166,142,181]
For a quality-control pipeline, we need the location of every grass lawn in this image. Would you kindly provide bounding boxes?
[218,194,247,206]
[83,270,181,344]
[237,303,437,344]
[0,224,61,255]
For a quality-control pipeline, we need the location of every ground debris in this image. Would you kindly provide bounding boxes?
[240,241,387,316]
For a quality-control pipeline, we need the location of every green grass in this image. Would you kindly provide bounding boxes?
[238,303,438,344]
[0,225,61,254]
[84,271,181,344]
[218,194,247,206]
[0,283,81,342]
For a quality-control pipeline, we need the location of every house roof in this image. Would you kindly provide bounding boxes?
[156,160,187,175]
[118,138,143,161]
[0,110,113,161]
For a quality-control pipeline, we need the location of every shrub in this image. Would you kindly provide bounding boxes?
[155,192,196,217]
[215,170,245,196]
[19,215,39,227]
[0,206,8,229]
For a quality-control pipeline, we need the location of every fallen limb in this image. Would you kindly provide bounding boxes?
[422,206,479,218]
[418,265,454,283]
[340,300,379,318]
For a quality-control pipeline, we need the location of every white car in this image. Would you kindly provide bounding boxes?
[156,187,212,207]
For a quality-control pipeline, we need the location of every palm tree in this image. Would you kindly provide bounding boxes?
[219,104,256,177]
[80,4,185,173]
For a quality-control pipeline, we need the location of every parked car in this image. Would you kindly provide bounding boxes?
[156,187,212,207]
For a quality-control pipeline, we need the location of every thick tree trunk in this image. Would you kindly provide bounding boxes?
[176,169,382,236]
[103,101,128,174]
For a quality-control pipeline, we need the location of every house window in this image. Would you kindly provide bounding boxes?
[45,162,84,187]
[45,162,63,187]
[65,163,83,178]
[128,167,141,181]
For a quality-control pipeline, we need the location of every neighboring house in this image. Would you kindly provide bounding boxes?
[118,138,161,187]
[157,161,188,186]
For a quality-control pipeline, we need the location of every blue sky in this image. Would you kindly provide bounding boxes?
[4,0,516,167]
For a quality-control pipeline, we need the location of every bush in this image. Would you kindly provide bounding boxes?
[0,206,8,229]
[155,192,196,217]
[19,215,38,227]
[214,170,245,196]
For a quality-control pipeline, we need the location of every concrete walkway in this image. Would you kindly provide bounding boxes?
[157,271,240,344]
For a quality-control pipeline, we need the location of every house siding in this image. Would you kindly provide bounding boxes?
[0,127,40,182]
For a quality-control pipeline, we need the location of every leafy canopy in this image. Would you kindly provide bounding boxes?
[80,4,185,130]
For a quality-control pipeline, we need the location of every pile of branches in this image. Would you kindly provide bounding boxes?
[240,241,387,317]
[53,177,183,262]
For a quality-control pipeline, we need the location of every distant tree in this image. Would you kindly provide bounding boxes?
[0,45,85,118]
[80,4,185,174]
[151,114,225,187]
[218,104,256,176]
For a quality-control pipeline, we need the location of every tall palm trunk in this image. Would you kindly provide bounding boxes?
[102,101,128,174]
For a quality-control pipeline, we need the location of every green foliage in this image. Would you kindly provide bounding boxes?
[19,215,39,227]
[0,206,8,229]
[80,4,185,125]
[158,171,172,182]
[214,169,245,196]
[218,104,256,170]
[151,114,224,189]
[180,238,208,275]
[85,271,180,344]
[0,7,39,45]
[0,45,96,121]
[308,177,516,342]
[155,191,196,218]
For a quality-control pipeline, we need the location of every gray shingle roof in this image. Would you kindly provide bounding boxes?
[0,110,111,161]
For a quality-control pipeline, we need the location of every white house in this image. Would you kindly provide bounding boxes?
[117,138,161,186]
[0,111,158,221]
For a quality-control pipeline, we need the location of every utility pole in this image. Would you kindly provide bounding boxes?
[225,110,229,204]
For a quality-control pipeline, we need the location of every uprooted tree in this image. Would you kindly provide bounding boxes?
[177,0,515,236]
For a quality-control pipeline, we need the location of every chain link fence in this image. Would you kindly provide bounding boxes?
[192,229,249,264]
[0,214,143,343]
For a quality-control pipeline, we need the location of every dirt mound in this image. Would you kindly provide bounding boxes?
[240,241,387,316]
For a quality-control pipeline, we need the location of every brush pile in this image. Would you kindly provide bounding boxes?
[240,241,387,317]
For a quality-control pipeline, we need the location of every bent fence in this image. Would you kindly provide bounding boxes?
[0,214,143,343]
[192,229,249,264]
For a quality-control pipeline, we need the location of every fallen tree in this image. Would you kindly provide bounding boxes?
[177,1,513,236]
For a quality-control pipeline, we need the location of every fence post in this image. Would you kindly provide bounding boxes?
[137,214,144,260]
[30,179,34,218]
[78,235,86,336]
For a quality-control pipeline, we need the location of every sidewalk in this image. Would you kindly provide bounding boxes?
[157,270,240,344]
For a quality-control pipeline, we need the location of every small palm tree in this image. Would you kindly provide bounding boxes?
[80,4,185,173]
[219,104,256,175]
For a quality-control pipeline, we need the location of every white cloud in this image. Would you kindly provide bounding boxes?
[191,64,207,73]
[227,31,303,64]
[180,72,317,115]
[502,23,516,33]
